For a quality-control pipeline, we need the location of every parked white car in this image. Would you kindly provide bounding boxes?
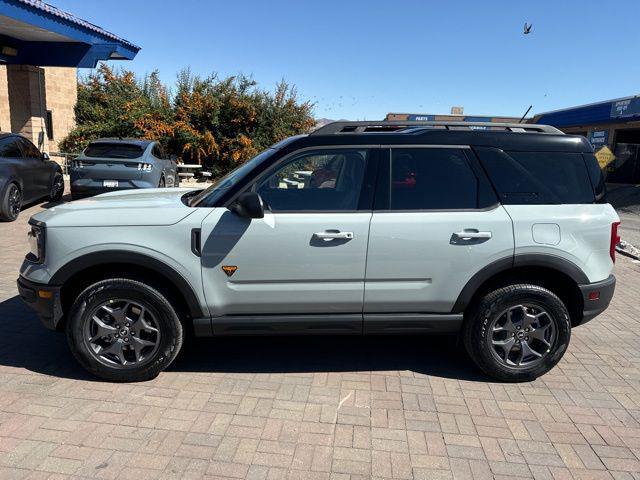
[18,121,619,382]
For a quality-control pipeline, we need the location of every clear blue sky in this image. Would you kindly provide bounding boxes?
[54,0,640,120]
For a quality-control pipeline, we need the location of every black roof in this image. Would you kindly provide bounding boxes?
[286,123,592,153]
[89,138,154,147]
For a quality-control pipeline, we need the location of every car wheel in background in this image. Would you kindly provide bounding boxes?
[49,172,65,201]
[462,284,571,382]
[66,278,184,382]
[0,183,22,222]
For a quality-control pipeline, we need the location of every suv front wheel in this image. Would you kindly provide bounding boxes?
[66,278,184,382]
[463,284,571,382]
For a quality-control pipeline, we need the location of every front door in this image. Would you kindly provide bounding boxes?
[364,147,514,325]
[200,147,375,333]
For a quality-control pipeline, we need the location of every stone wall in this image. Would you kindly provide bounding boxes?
[0,65,77,153]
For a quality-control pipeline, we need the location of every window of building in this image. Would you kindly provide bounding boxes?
[257,149,368,211]
[389,148,480,210]
[45,110,54,141]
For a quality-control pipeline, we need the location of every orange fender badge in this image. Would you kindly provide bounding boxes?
[222,266,238,277]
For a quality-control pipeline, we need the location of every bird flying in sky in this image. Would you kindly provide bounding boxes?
[523,22,532,34]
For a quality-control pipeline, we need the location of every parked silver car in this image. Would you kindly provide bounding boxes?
[69,139,178,199]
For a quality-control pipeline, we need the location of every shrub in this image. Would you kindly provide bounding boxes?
[61,64,315,175]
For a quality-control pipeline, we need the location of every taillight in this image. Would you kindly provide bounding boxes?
[610,221,621,263]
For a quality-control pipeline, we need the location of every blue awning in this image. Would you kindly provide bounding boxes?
[534,95,640,127]
[0,0,140,67]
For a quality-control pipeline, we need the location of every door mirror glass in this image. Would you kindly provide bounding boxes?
[229,191,265,219]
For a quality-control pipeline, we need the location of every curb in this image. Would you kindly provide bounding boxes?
[616,240,640,261]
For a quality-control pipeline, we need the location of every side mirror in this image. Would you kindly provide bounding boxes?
[170,154,178,162]
[229,192,265,219]
[42,152,50,161]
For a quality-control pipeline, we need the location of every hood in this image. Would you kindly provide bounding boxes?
[33,188,202,227]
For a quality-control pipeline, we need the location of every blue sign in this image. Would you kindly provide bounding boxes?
[589,130,609,149]
[407,114,435,121]
[611,98,640,118]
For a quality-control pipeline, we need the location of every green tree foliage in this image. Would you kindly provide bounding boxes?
[61,64,315,174]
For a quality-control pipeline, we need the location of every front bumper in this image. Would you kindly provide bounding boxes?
[578,274,616,325]
[17,276,63,330]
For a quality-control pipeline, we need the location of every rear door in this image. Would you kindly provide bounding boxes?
[199,146,377,333]
[364,146,514,328]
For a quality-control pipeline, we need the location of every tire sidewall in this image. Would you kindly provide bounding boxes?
[470,285,571,381]
[50,173,64,201]
[1,183,20,221]
[66,279,183,382]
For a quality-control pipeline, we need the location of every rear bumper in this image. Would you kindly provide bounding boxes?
[17,276,63,330]
[578,274,616,325]
[70,177,157,198]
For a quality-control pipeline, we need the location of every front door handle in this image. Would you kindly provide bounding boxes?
[314,231,354,240]
[453,230,492,240]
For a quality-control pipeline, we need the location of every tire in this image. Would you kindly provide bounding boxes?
[462,284,571,382]
[0,182,22,222]
[66,278,184,382]
[49,172,64,201]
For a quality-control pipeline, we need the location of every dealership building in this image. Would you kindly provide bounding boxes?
[0,0,139,152]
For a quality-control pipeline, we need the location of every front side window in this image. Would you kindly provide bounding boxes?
[18,138,41,159]
[152,144,165,159]
[257,149,368,211]
[390,148,479,210]
[0,137,24,158]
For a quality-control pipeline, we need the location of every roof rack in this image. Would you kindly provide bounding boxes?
[310,121,563,135]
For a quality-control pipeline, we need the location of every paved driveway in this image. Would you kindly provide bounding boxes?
[1,197,640,480]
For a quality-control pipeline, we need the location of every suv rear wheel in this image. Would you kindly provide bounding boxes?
[463,284,571,382]
[66,278,184,382]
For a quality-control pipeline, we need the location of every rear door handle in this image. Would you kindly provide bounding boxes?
[314,231,354,240]
[453,230,492,240]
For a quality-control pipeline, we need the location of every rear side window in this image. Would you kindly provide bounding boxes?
[0,137,23,158]
[389,148,484,210]
[476,148,596,204]
[583,153,606,202]
[84,143,144,159]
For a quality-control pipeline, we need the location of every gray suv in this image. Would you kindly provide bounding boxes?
[18,121,618,383]
[69,139,178,199]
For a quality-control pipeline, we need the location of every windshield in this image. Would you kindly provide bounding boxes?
[190,148,276,207]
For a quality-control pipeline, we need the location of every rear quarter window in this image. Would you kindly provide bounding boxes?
[84,143,144,159]
[475,147,596,204]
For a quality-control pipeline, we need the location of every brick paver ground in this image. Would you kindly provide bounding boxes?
[1,195,640,480]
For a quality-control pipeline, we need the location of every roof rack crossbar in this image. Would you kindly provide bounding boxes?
[311,121,563,135]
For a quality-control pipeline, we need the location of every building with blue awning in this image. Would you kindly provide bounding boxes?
[533,96,640,184]
[0,0,139,151]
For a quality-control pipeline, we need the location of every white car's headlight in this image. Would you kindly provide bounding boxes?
[137,163,153,172]
[27,221,46,263]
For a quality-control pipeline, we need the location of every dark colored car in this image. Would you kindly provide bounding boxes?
[69,139,179,199]
[0,133,64,222]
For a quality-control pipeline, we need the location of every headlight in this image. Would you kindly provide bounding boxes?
[27,221,45,263]
[137,163,153,172]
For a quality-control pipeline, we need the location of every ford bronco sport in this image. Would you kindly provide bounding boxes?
[18,121,619,382]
